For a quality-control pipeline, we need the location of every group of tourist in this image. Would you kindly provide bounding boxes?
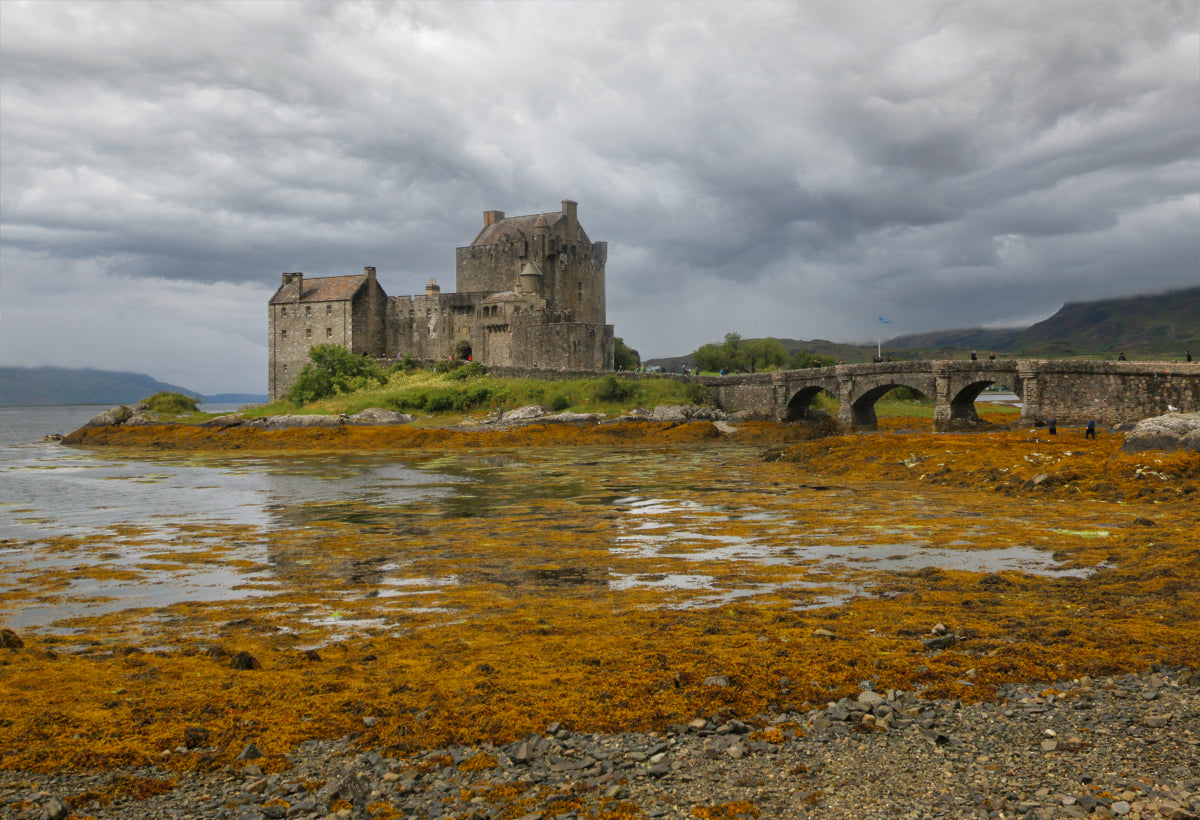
[1045,416,1098,439]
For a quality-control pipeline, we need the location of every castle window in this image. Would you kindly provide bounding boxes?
[326,304,332,315]
[577,282,583,302]
[305,305,312,316]
[426,309,431,317]
[281,306,287,317]
[326,327,332,338]
[305,328,312,339]
[281,329,287,339]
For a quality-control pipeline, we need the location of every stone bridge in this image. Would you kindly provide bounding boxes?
[698,360,1200,431]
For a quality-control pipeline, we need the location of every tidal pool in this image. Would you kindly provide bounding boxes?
[0,434,1120,642]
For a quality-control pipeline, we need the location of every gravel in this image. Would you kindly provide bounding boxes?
[4,667,1198,820]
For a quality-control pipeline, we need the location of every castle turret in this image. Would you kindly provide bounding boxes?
[518,261,544,296]
[425,277,441,297]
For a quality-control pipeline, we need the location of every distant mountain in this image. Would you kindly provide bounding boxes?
[647,287,1199,366]
[0,367,266,407]
[888,287,1199,357]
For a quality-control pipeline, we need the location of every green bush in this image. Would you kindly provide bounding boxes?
[549,393,572,412]
[385,384,501,414]
[287,345,386,404]
[595,374,638,403]
[682,382,710,405]
[448,362,488,381]
[141,392,199,414]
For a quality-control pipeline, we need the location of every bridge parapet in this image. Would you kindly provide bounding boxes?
[702,360,1200,430]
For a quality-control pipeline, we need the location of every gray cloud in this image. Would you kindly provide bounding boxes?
[1,0,1196,392]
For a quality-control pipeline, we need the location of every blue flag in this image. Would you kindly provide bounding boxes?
[878,316,892,324]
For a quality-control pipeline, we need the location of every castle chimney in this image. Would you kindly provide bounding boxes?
[282,272,303,300]
[364,266,376,281]
[483,210,505,227]
[561,200,578,243]
[425,277,441,297]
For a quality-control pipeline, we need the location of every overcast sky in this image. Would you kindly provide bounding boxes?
[2,0,1197,394]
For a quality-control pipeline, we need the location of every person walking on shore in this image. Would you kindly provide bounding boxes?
[1086,418,1096,440]
[1047,417,1057,435]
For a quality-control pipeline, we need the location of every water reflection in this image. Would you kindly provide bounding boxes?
[0,435,1113,636]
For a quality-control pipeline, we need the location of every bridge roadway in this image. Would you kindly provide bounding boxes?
[696,360,1200,431]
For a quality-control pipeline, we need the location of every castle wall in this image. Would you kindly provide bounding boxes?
[269,293,356,400]
[511,320,614,370]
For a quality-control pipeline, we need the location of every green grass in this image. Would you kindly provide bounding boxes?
[249,371,710,420]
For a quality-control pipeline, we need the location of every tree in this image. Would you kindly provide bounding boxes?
[691,342,724,373]
[720,332,745,372]
[613,337,641,371]
[789,349,836,369]
[742,338,788,373]
[286,344,386,404]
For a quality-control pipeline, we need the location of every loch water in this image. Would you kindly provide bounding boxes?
[1,404,1091,639]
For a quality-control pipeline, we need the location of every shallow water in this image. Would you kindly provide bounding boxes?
[0,406,1104,638]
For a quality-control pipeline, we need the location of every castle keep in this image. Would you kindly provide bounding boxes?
[268,200,614,399]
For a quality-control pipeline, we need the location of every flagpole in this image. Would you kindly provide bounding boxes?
[877,316,892,361]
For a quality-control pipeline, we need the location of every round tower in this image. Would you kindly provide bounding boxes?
[518,261,544,296]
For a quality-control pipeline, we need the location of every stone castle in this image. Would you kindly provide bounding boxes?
[268,200,614,399]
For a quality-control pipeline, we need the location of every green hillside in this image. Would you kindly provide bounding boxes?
[1005,288,1199,356]
[887,287,1198,358]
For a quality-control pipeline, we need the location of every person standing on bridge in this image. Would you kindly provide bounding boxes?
[970,351,977,361]
[1187,350,1193,362]
[1086,418,1096,440]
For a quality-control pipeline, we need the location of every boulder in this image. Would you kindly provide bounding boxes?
[650,405,691,423]
[650,404,728,422]
[543,411,605,424]
[245,414,344,431]
[343,408,414,426]
[1121,412,1200,453]
[122,412,161,426]
[200,414,246,429]
[81,405,132,428]
[501,405,546,421]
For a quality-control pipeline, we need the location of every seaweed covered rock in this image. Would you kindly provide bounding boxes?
[1121,412,1200,453]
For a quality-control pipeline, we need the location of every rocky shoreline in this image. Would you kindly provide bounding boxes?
[5,667,1197,820]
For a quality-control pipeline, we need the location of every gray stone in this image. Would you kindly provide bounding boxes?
[502,405,547,421]
[237,742,263,760]
[248,414,344,430]
[1121,412,1200,453]
[82,405,133,428]
[343,408,414,425]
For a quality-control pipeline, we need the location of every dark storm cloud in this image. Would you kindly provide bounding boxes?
[1,0,1196,391]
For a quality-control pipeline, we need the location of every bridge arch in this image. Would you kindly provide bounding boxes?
[784,385,837,421]
[848,382,933,428]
